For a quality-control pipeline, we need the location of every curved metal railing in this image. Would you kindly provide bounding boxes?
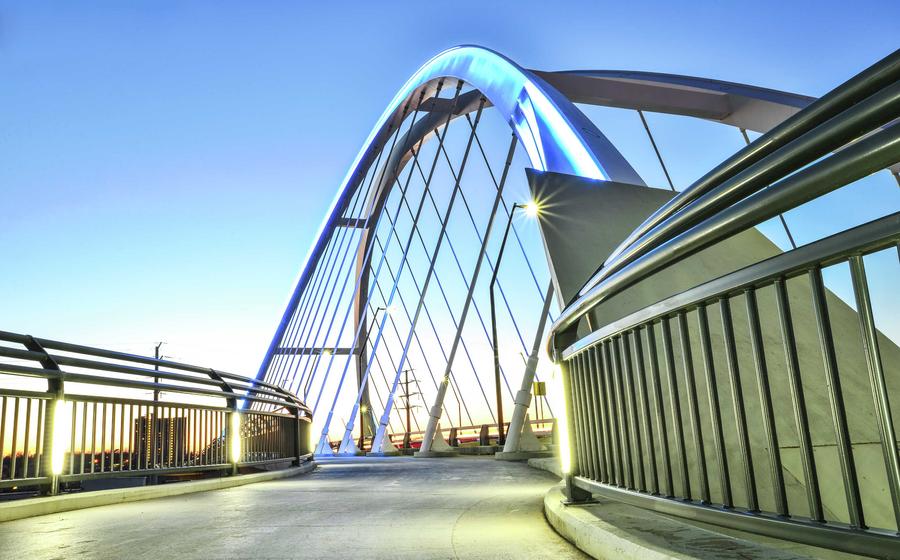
[0,330,312,496]
[548,50,900,558]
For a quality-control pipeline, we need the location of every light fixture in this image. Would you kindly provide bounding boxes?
[524,200,540,217]
[51,400,71,475]
[553,365,572,475]
[322,349,332,357]
[231,412,241,463]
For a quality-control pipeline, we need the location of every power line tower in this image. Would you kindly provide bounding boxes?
[398,368,421,450]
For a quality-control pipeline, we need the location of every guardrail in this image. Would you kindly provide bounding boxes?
[549,49,900,558]
[0,330,312,496]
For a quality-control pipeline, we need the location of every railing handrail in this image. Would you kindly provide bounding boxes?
[561,211,900,359]
[0,330,310,415]
[0,330,313,495]
[582,49,900,298]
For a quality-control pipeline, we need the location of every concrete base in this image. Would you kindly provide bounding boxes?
[366,451,401,457]
[413,450,458,458]
[0,461,317,524]
[457,445,500,455]
[528,457,563,478]
[495,450,555,462]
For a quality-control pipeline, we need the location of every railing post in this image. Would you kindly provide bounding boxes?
[25,336,64,496]
[43,387,63,496]
[226,403,239,476]
[293,409,303,466]
[559,359,595,505]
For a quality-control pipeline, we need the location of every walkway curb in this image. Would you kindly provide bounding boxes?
[0,461,317,523]
[532,461,831,560]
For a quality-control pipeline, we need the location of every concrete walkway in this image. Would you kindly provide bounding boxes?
[0,456,586,559]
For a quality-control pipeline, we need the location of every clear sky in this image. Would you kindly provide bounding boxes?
[2,0,898,380]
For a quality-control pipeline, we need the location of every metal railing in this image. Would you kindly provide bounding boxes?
[0,330,312,496]
[549,50,900,558]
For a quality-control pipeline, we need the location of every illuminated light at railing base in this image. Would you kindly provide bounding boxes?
[51,399,71,475]
[552,365,572,475]
[231,412,241,463]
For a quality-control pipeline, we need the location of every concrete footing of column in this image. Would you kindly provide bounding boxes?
[457,445,500,455]
[413,450,458,458]
[495,449,554,461]
[366,451,401,457]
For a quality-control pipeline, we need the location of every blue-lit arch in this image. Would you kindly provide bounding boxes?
[256,45,643,382]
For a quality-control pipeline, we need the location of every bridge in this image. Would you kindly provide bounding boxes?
[1,45,899,559]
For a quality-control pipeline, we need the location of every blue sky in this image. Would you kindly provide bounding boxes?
[2,1,898,379]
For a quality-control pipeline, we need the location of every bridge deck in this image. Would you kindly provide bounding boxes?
[0,457,585,559]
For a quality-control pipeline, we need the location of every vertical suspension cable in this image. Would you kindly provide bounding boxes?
[465,113,556,322]
[739,128,798,250]
[365,303,416,432]
[379,184,491,422]
[368,95,486,451]
[371,233,474,426]
[424,138,524,396]
[418,133,518,453]
[638,110,676,192]
[289,102,409,394]
[272,151,379,390]
[301,89,429,403]
[315,81,463,449]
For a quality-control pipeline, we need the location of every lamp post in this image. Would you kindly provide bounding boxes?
[489,201,539,445]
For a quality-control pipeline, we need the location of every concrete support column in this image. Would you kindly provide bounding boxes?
[503,283,554,452]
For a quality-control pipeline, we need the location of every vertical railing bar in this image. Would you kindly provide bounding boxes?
[601,341,624,487]
[179,407,184,468]
[745,287,788,516]
[590,345,611,483]
[848,255,900,528]
[696,303,733,508]
[22,399,31,478]
[612,337,636,489]
[645,322,673,496]
[35,400,44,477]
[661,317,691,500]
[80,402,88,474]
[809,267,864,528]
[620,334,645,491]
[570,355,588,477]
[0,397,6,481]
[101,403,108,473]
[129,404,136,471]
[90,402,98,474]
[69,402,77,476]
[578,353,595,478]
[719,296,758,512]
[631,328,659,494]
[118,404,125,472]
[10,398,19,480]
[677,311,709,503]
[581,351,602,481]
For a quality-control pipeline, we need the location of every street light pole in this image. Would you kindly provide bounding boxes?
[489,201,537,445]
[153,341,164,402]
